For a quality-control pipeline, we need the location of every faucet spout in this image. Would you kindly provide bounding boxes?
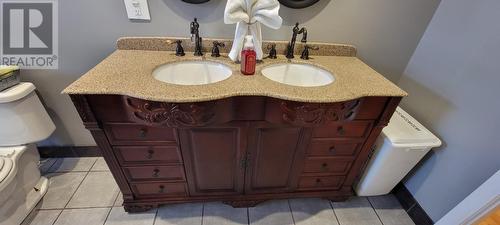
[190,18,203,56]
[286,22,307,59]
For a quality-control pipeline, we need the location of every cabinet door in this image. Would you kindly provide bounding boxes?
[245,122,310,194]
[179,123,247,196]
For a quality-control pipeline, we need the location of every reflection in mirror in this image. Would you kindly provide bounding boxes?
[279,0,320,9]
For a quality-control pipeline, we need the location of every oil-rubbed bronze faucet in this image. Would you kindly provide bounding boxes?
[286,22,307,59]
[190,18,203,56]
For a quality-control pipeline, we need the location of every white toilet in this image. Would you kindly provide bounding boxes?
[0,82,55,225]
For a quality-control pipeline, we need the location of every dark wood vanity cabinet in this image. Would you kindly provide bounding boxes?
[69,94,401,212]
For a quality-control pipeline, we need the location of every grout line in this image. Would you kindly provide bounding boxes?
[152,208,159,225]
[200,203,205,225]
[246,207,250,225]
[328,200,342,225]
[102,207,113,225]
[367,197,385,225]
[45,158,61,173]
[50,208,64,225]
[62,168,92,208]
[287,199,297,225]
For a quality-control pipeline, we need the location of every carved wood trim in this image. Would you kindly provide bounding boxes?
[69,95,99,130]
[279,99,361,126]
[124,97,217,128]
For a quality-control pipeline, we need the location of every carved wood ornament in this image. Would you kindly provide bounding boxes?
[125,97,216,127]
[280,99,360,126]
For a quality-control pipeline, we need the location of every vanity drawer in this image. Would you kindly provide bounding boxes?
[131,182,187,198]
[298,176,345,190]
[123,165,185,182]
[303,158,353,175]
[104,123,176,145]
[307,140,362,157]
[114,146,182,165]
[312,121,372,138]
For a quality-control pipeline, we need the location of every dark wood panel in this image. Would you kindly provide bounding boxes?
[131,182,187,198]
[123,165,185,182]
[71,94,402,211]
[303,158,354,175]
[179,123,247,196]
[312,121,372,138]
[114,146,181,165]
[307,139,363,157]
[104,123,177,145]
[245,123,308,194]
[298,176,345,190]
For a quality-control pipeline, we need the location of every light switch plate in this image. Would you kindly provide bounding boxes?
[123,0,151,20]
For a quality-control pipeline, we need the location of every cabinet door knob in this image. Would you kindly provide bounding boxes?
[316,178,322,185]
[139,128,147,138]
[321,163,329,171]
[337,126,345,135]
[329,147,336,154]
[158,185,165,193]
[146,149,155,159]
[152,169,160,177]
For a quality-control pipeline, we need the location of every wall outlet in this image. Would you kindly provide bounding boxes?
[123,0,151,20]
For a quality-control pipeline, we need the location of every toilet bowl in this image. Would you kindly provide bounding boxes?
[0,82,55,225]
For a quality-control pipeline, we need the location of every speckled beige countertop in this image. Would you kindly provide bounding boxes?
[63,38,406,103]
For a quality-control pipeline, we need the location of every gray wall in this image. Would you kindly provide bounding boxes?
[398,0,500,221]
[26,0,440,146]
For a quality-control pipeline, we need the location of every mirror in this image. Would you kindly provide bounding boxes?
[279,0,320,9]
[182,0,209,4]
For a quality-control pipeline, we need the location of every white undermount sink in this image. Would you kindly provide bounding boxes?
[261,63,335,87]
[153,61,232,85]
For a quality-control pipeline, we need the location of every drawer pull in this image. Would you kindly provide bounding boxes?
[337,126,345,135]
[329,147,336,154]
[158,185,165,193]
[321,163,329,171]
[139,128,148,138]
[152,168,160,177]
[146,149,155,159]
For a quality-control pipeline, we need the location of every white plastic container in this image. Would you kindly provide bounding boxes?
[355,107,442,196]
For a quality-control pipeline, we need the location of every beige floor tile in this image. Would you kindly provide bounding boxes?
[91,157,110,171]
[369,195,415,225]
[48,157,97,172]
[155,203,203,225]
[39,158,58,175]
[104,207,156,225]
[289,198,339,225]
[66,172,119,208]
[114,192,124,206]
[39,172,86,209]
[21,209,61,225]
[53,208,110,225]
[332,197,382,225]
[203,202,248,225]
[249,200,294,225]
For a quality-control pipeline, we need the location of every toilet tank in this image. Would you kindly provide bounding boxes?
[0,83,55,146]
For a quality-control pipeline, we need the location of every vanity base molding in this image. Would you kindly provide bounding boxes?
[70,95,401,212]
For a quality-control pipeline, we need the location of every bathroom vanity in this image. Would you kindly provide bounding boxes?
[64,37,406,212]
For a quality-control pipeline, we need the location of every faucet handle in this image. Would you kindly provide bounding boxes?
[300,45,318,60]
[211,41,225,57]
[172,40,185,56]
[266,43,277,59]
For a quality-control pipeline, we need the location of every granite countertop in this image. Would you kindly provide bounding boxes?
[63,37,407,103]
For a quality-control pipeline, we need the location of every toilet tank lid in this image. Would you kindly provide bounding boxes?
[0,82,36,103]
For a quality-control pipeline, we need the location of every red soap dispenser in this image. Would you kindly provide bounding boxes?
[241,35,256,75]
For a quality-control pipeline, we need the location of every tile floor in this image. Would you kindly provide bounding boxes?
[22,157,415,225]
